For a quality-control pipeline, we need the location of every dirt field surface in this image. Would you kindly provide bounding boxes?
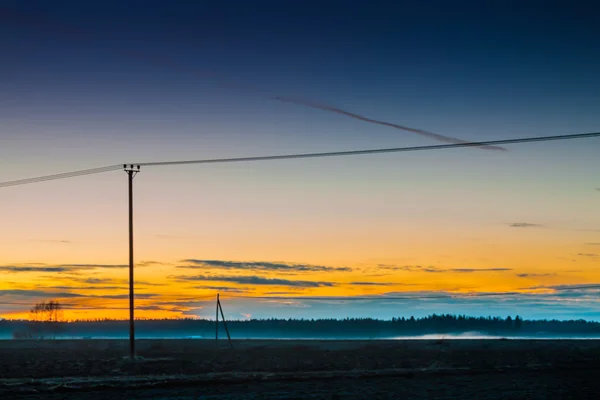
[1,339,599,399]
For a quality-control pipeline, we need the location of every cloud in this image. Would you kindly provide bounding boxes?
[509,223,542,228]
[79,278,115,285]
[595,188,600,192]
[522,284,600,300]
[137,305,170,311]
[274,97,506,151]
[61,264,128,269]
[376,265,417,271]
[193,286,251,293]
[516,273,555,278]
[264,291,304,295]
[0,262,155,274]
[449,268,512,273]
[375,265,511,274]
[38,286,126,291]
[179,259,351,273]
[174,275,335,287]
[237,291,524,302]
[377,290,524,299]
[195,288,600,321]
[586,243,600,246]
[350,282,397,286]
[100,293,158,299]
[136,281,167,286]
[0,289,86,298]
[137,261,166,267]
[62,277,164,287]
[0,289,158,300]
[377,265,437,272]
[578,253,598,257]
[538,284,600,291]
[0,265,73,273]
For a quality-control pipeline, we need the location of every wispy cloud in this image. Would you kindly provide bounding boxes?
[63,276,165,287]
[375,265,511,274]
[549,284,600,291]
[78,278,115,285]
[99,293,158,299]
[37,285,126,291]
[350,282,398,286]
[509,223,542,228]
[61,264,128,269]
[0,262,153,274]
[193,285,251,293]
[274,97,507,151]
[0,289,158,300]
[136,281,167,287]
[586,243,600,246]
[516,273,555,278]
[263,291,304,295]
[0,289,85,298]
[173,275,335,287]
[526,283,600,292]
[0,265,74,273]
[179,259,351,273]
[137,260,167,267]
[377,265,442,273]
[449,268,512,273]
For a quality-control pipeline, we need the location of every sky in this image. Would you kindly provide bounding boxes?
[1,0,599,321]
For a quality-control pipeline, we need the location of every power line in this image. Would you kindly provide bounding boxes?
[135,132,600,167]
[1,132,599,189]
[0,165,122,188]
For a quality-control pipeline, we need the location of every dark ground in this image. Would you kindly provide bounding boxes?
[26,370,597,400]
[1,339,598,399]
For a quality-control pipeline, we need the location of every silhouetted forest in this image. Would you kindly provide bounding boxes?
[3,314,600,339]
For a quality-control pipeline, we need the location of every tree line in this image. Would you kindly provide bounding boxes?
[4,307,600,338]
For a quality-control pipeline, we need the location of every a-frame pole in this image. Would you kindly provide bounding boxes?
[218,296,233,348]
[215,293,220,345]
[125,164,140,359]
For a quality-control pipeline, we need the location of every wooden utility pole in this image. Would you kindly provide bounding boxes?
[124,164,140,359]
[215,293,233,348]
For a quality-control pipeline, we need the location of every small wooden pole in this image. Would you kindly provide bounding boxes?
[218,297,233,348]
[215,293,220,345]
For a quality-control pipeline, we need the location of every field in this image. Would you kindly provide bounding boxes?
[1,339,599,399]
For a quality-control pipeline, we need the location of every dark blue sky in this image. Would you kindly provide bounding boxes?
[2,0,599,147]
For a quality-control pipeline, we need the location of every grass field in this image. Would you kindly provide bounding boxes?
[1,339,598,398]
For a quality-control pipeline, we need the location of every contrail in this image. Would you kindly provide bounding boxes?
[1,7,506,151]
[273,96,506,151]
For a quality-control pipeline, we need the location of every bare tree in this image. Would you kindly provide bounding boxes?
[30,300,63,323]
[25,300,64,339]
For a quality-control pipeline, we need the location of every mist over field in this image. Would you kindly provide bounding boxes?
[4,315,600,340]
